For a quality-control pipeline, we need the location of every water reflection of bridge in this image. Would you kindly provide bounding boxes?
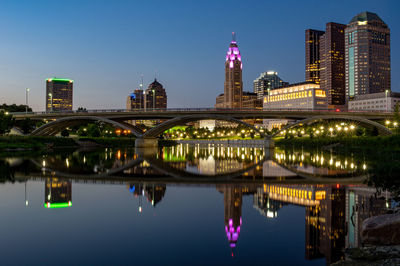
[20,150,367,183]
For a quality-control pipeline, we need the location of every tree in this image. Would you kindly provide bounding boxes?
[87,124,101,137]
[16,118,36,134]
[371,126,379,137]
[0,103,32,113]
[0,111,15,135]
[61,129,70,137]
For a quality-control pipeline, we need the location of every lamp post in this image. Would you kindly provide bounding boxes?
[48,93,53,112]
[385,89,389,112]
[25,88,30,114]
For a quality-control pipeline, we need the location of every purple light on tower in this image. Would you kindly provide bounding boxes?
[225,216,242,251]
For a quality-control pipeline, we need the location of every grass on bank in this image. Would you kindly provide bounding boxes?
[275,134,400,152]
[0,136,178,151]
[0,136,77,150]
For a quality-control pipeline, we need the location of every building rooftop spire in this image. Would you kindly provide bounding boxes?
[232,32,236,42]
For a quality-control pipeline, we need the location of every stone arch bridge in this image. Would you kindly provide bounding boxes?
[14,109,392,147]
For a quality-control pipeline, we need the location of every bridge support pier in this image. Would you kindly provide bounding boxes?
[135,137,159,148]
[264,137,275,149]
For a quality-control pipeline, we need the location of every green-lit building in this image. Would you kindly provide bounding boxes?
[46,78,73,112]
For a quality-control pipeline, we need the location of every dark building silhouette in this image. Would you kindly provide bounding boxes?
[305,29,325,84]
[145,79,167,109]
[46,78,73,112]
[345,12,391,100]
[126,79,167,110]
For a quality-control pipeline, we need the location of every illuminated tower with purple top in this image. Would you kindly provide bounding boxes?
[224,32,243,109]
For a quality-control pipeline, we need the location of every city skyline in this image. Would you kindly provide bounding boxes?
[0,1,399,111]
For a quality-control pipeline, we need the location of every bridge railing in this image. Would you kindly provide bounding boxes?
[10,108,394,116]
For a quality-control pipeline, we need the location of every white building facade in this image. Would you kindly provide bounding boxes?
[263,82,328,110]
[348,91,400,112]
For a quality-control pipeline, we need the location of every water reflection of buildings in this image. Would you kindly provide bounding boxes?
[252,184,389,265]
[217,185,248,253]
[44,178,72,208]
[345,186,389,249]
[127,183,167,211]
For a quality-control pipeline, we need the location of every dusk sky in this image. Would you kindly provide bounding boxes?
[0,0,399,111]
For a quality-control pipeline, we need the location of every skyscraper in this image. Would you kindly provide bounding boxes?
[305,29,325,84]
[345,12,391,100]
[46,78,73,112]
[253,71,288,100]
[145,79,167,109]
[320,22,346,106]
[126,89,144,110]
[216,33,243,108]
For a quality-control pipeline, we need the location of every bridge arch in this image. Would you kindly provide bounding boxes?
[142,115,265,138]
[30,116,143,137]
[272,115,392,137]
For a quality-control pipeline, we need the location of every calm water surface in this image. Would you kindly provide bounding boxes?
[0,144,397,265]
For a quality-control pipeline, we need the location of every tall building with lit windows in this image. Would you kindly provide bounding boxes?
[253,71,288,100]
[305,29,325,84]
[215,33,243,108]
[145,79,167,109]
[345,12,391,101]
[46,78,73,112]
[306,23,346,106]
[320,23,346,106]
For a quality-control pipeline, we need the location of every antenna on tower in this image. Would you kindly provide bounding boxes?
[140,74,144,89]
[232,32,236,42]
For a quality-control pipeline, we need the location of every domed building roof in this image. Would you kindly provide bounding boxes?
[148,79,164,90]
[349,11,385,24]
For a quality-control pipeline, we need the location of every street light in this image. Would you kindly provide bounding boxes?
[48,93,53,112]
[25,88,30,114]
[385,89,389,112]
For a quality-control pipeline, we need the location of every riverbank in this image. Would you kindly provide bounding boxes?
[275,135,400,152]
[0,136,78,150]
[0,136,177,152]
